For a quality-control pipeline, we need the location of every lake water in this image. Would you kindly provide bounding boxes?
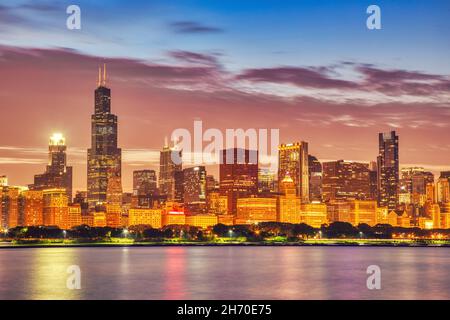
[0,246,448,300]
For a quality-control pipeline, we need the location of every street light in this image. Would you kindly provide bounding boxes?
[123,229,129,238]
[62,230,67,239]
[228,229,233,238]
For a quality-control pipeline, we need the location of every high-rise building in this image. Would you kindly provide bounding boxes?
[206,175,218,194]
[258,169,277,194]
[308,155,322,202]
[0,176,7,187]
[43,188,69,229]
[277,174,301,224]
[106,173,122,227]
[368,161,378,201]
[399,167,434,205]
[377,131,399,210]
[183,166,207,214]
[87,65,122,209]
[437,177,449,203]
[159,142,182,201]
[219,148,258,215]
[0,186,22,229]
[133,170,157,196]
[20,190,44,226]
[32,133,73,200]
[278,142,309,203]
[236,197,277,224]
[322,160,371,202]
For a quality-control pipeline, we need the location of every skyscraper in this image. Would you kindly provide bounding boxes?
[308,155,322,202]
[87,65,122,209]
[377,131,399,210]
[322,160,371,202]
[183,166,207,214]
[32,133,73,200]
[133,170,157,196]
[219,148,258,215]
[159,141,182,201]
[278,142,309,203]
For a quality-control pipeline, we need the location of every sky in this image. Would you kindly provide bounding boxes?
[0,0,449,192]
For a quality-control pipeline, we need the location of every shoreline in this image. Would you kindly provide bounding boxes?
[1,239,449,249]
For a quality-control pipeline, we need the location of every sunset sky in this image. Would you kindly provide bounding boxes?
[0,0,449,192]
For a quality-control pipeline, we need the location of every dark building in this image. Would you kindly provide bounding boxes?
[174,170,184,203]
[377,131,399,210]
[322,160,371,202]
[183,166,207,214]
[32,133,73,200]
[440,171,450,179]
[87,65,122,209]
[219,148,258,215]
[133,170,157,196]
[308,155,322,202]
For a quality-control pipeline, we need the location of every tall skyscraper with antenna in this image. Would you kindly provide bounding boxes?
[87,64,122,209]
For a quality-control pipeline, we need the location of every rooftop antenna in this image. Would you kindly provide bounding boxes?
[97,66,101,87]
[102,63,107,86]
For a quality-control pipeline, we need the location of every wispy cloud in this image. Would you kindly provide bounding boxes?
[169,21,224,34]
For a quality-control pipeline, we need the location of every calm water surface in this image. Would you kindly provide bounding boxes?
[0,246,448,299]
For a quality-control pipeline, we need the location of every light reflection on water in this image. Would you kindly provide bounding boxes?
[0,246,448,300]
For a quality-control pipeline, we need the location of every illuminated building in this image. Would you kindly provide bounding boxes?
[300,203,328,228]
[236,197,277,224]
[258,169,277,194]
[206,175,218,194]
[368,161,378,201]
[131,193,166,209]
[377,131,399,210]
[376,206,389,224]
[87,65,122,209]
[21,190,43,226]
[43,189,69,229]
[128,208,162,228]
[425,203,441,228]
[436,177,449,203]
[32,133,73,200]
[159,141,182,201]
[68,204,82,228]
[278,142,309,203]
[93,211,107,227]
[308,155,322,202]
[217,214,234,226]
[277,174,301,224]
[418,217,434,230]
[349,200,378,226]
[399,167,434,205]
[106,173,122,227]
[207,191,228,215]
[81,213,94,227]
[326,201,351,223]
[133,170,157,196]
[183,166,207,214]
[219,148,258,215]
[0,176,7,187]
[0,186,22,228]
[162,211,186,226]
[441,211,450,229]
[185,214,218,229]
[322,160,371,202]
[386,210,410,227]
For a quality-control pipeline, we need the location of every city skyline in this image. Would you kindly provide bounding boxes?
[1,1,450,192]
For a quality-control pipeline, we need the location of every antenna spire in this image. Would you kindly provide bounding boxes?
[103,63,107,86]
[97,66,101,87]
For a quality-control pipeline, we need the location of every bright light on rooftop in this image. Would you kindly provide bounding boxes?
[50,133,65,146]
